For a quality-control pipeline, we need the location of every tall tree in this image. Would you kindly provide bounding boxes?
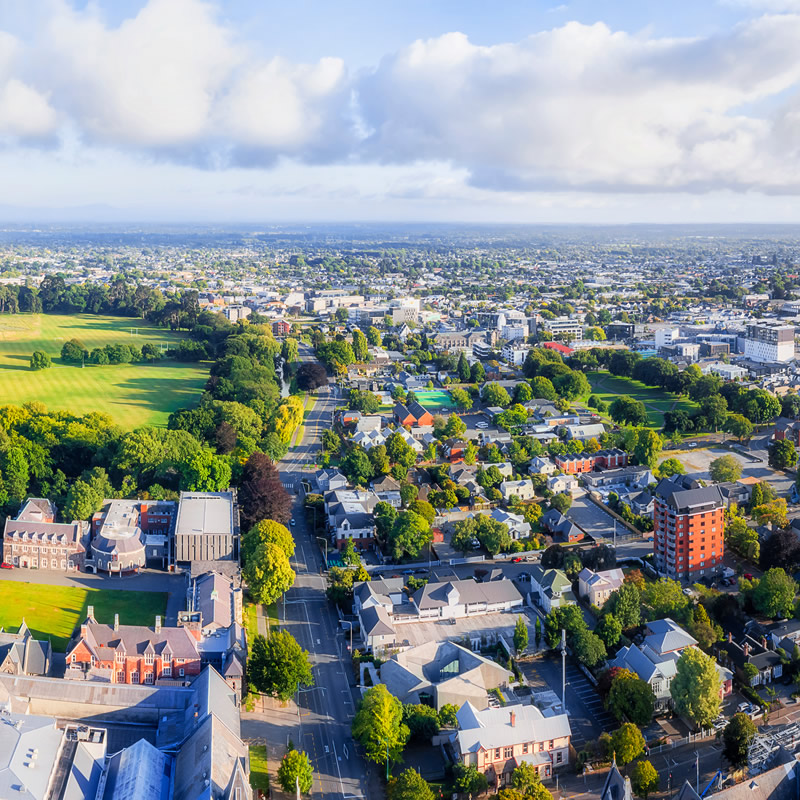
[239,452,292,528]
[752,568,798,618]
[351,685,409,767]
[630,760,659,800]
[610,723,645,766]
[242,541,295,605]
[722,712,757,767]
[388,769,435,800]
[670,647,722,727]
[513,616,529,655]
[607,673,655,725]
[242,519,295,563]
[709,454,742,483]
[277,747,313,794]
[248,630,313,701]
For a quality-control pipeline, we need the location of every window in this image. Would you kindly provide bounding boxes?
[494,749,500,760]
[522,743,529,754]
[162,664,171,676]
[71,654,76,663]
[548,741,553,750]
[144,652,154,665]
[131,671,139,683]
[116,671,124,682]
[556,752,563,764]
[503,747,513,759]
[179,668,184,677]
[115,651,123,662]
[538,743,544,752]
[145,672,154,684]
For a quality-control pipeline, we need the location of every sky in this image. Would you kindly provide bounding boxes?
[3,0,800,223]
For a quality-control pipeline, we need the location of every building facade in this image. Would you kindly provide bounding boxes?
[653,477,725,581]
[173,491,239,568]
[744,321,795,363]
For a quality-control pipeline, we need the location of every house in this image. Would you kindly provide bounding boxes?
[582,466,653,492]
[315,468,348,493]
[547,474,579,495]
[0,620,51,676]
[490,509,531,540]
[2,497,89,572]
[456,701,571,785]
[352,428,387,450]
[555,449,628,474]
[539,510,583,543]
[767,619,800,652]
[500,479,536,502]
[411,578,523,620]
[599,759,632,800]
[627,491,654,516]
[393,401,434,428]
[65,607,202,685]
[444,439,468,462]
[355,415,384,433]
[380,641,511,710]
[529,566,575,613]
[717,632,783,687]
[325,488,380,551]
[529,456,558,476]
[564,424,606,441]
[577,568,624,607]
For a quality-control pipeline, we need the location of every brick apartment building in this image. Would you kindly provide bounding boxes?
[2,498,88,571]
[653,476,725,581]
[554,448,628,475]
[66,607,202,685]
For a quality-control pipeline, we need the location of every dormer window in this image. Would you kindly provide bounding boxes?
[144,652,154,664]
[115,650,124,662]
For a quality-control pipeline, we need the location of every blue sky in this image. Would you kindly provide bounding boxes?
[2,0,800,223]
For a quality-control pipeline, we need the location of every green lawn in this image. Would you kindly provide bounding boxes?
[0,313,209,427]
[249,745,270,796]
[380,389,457,411]
[587,371,698,428]
[0,580,167,651]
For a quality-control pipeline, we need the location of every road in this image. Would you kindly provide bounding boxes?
[245,346,371,800]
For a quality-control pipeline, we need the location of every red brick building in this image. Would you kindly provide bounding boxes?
[653,477,725,581]
[272,319,291,336]
[554,449,628,474]
[66,608,202,685]
[393,400,434,428]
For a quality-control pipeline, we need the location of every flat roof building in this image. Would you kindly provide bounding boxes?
[173,491,239,570]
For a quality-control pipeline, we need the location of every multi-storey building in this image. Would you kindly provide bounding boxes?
[554,449,627,474]
[173,490,239,570]
[2,497,88,571]
[547,317,583,341]
[744,321,795,363]
[66,607,202,684]
[655,327,680,347]
[653,476,725,581]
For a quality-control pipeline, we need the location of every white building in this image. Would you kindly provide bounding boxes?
[744,321,795,363]
[547,318,583,341]
[655,327,680,347]
[499,479,536,502]
[702,362,749,381]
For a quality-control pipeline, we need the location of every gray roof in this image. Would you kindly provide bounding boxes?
[654,478,723,513]
[359,605,395,637]
[175,492,235,537]
[194,572,236,630]
[101,738,171,800]
[600,760,633,800]
[68,622,200,661]
[0,712,64,800]
[413,578,522,610]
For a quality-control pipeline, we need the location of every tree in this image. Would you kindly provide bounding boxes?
[249,630,313,701]
[61,338,86,363]
[753,568,798,618]
[296,361,328,390]
[656,457,685,479]
[630,760,659,800]
[179,449,232,492]
[443,413,467,438]
[389,511,432,560]
[740,388,781,424]
[709,454,742,483]
[571,627,606,667]
[722,712,757,767]
[482,382,511,407]
[352,329,369,362]
[511,762,545,796]
[531,376,558,401]
[513,616,529,655]
[642,578,688,619]
[277,747,313,794]
[453,764,489,799]
[761,528,800,572]
[550,493,572,514]
[239,452,291,528]
[457,351,471,382]
[610,723,645,766]
[243,541,295,605]
[596,613,623,648]
[342,446,373,486]
[243,519,295,563]
[670,647,722,727]
[607,673,655,725]
[609,396,648,427]
[388,769,434,800]
[451,386,473,412]
[351,685,409,767]
[607,583,641,629]
[367,326,382,347]
[633,429,662,469]
[29,350,51,370]
[769,438,798,470]
[724,413,753,442]
[369,444,391,477]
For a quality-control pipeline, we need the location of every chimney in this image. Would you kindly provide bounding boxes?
[743,642,750,657]
[727,631,733,643]
[155,616,162,633]
[762,636,768,650]
[509,711,516,727]
[113,614,119,631]
[87,605,95,622]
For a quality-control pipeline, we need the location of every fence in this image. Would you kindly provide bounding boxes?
[647,729,715,755]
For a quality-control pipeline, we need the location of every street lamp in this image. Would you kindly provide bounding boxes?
[316,536,328,568]
[341,619,353,654]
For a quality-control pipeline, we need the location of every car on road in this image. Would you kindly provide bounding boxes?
[290,518,296,526]
[682,587,695,597]
[414,568,428,574]
[744,573,754,580]
[512,556,523,563]
[0,562,12,569]
[402,569,414,575]
[689,442,698,448]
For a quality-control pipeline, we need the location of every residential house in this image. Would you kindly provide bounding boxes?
[455,701,571,785]
[500,479,536,502]
[65,608,202,685]
[394,401,434,428]
[325,488,380,551]
[315,468,349,493]
[490,509,531,540]
[2,497,89,572]
[0,620,51,676]
[599,760,633,800]
[577,568,624,607]
[352,428,387,450]
[539,510,583,543]
[717,632,783,687]
[412,579,523,620]
[444,439,468,463]
[627,491,654,516]
[529,457,558,477]
[555,449,628,474]
[355,415,384,433]
[768,619,800,652]
[547,474,579,495]
[582,466,654,492]
[529,566,575,613]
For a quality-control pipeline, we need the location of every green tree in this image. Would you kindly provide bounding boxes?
[482,382,511,407]
[511,762,544,796]
[572,627,607,667]
[450,386,473,412]
[722,712,757,767]
[341,446,373,486]
[179,450,232,492]
[611,723,645,766]
[630,760,659,800]
[453,764,489,799]
[724,413,753,442]
[29,350,51,370]
[242,519,295,563]
[670,647,722,727]
[633,429,662,469]
[607,673,655,725]
[642,578,688,619]
[709,454,742,483]
[609,396,648,426]
[607,583,641,629]
[531,376,558,401]
[753,568,798,618]
[550,493,572,514]
[248,630,313,701]
[444,413,467,438]
[369,444,391,477]
[277,747,313,794]
[242,541,295,605]
[367,326,382,347]
[388,769,435,800]
[403,703,440,742]
[60,338,86,363]
[596,613,622,648]
[438,704,459,728]
[352,329,369,362]
[457,351,471,382]
[389,511,432,560]
[656,457,685,479]
[513,616,529,655]
[351,685,409,767]
[341,539,361,567]
[769,438,798,470]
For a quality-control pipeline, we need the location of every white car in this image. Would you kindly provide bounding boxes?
[476,422,489,429]
[737,702,752,714]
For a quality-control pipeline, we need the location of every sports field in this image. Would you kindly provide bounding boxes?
[0,314,208,427]
[0,580,168,651]
[381,389,457,411]
[587,371,698,428]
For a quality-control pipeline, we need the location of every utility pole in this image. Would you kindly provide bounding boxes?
[560,628,567,713]
[296,775,300,800]
[613,519,616,548]
[695,752,699,795]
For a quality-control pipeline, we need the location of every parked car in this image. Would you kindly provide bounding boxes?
[0,562,12,569]
[476,421,489,429]
[414,568,428,574]
[744,573,754,580]
[290,518,296,526]
[737,702,753,714]
[511,557,523,563]
[402,569,414,575]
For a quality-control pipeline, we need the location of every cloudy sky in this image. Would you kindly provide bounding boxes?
[3,0,800,223]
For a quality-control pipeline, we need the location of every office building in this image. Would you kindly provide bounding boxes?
[744,321,795,363]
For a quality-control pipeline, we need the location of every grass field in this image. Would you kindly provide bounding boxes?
[0,313,209,427]
[249,745,270,795]
[380,389,457,411]
[0,580,167,651]
[587,371,698,428]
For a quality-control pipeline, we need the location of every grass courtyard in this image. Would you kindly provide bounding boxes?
[587,371,698,429]
[0,313,208,427]
[0,580,168,651]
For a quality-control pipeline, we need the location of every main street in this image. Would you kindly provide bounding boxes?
[244,346,371,800]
